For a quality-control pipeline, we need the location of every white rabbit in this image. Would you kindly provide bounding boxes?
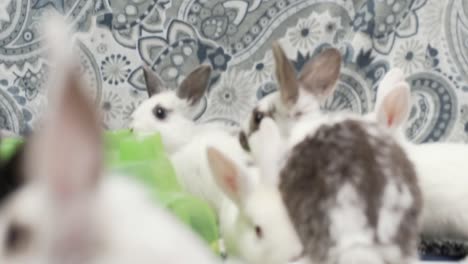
[130,64,237,155]
[238,42,342,151]
[370,70,468,243]
[0,15,222,264]
[205,145,304,264]
[130,64,246,211]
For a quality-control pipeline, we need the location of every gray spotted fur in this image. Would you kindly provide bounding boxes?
[239,106,277,152]
[280,119,422,263]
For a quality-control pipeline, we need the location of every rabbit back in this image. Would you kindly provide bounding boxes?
[280,119,422,264]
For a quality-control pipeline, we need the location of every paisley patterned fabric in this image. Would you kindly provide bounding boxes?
[0,0,467,258]
[0,0,466,144]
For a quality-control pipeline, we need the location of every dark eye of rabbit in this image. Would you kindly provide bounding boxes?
[255,225,263,239]
[254,111,264,125]
[153,105,167,120]
[4,222,31,254]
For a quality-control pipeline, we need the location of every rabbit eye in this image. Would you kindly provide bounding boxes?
[255,225,263,239]
[254,112,264,125]
[4,222,30,254]
[153,105,167,120]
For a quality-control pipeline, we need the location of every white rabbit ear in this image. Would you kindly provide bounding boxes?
[177,64,212,106]
[206,147,252,205]
[249,117,284,186]
[298,47,341,101]
[143,65,165,97]
[375,68,405,108]
[272,41,299,108]
[27,69,103,202]
[376,81,411,130]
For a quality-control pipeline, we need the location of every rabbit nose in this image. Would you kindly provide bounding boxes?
[289,249,305,263]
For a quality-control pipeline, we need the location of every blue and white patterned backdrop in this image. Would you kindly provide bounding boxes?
[0,0,467,143]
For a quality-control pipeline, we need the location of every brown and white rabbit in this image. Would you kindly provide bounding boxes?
[238,42,341,151]
[246,43,423,263]
[0,14,222,264]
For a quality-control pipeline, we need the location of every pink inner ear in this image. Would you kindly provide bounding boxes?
[387,114,394,127]
[384,102,396,128]
[225,174,238,194]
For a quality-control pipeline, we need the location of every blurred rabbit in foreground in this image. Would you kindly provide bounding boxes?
[0,14,222,264]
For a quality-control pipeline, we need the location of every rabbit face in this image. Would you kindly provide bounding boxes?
[130,65,212,154]
[240,43,341,152]
[206,147,303,264]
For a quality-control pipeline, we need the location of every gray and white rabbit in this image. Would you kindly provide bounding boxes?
[369,68,468,243]
[238,42,341,151]
[245,43,423,264]
[0,14,222,264]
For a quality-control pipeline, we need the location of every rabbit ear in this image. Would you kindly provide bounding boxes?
[177,65,212,106]
[249,117,284,186]
[206,147,252,205]
[143,65,165,97]
[272,42,299,108]
[375,68,405,107]
[376,81,411,130]
[27,69,103,202]
[298,48,341,101]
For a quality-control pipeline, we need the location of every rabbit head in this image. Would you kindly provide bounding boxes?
[239,42,341,152]
[206,146,303,264]
[130,65,212,154]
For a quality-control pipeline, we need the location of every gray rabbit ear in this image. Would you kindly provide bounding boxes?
[272,42,299,108]
[177,65,212,106]
[143,65,164,98]
[298,48,341,100]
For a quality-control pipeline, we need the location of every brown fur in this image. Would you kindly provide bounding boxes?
[240,106,277,152]
[143,65,164,97]
[272,42,299,107]
[279,119,421,263]
[177,65,212,105]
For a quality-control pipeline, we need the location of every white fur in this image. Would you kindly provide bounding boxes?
[406,144,468,240]
[129,76,245,213]
[130,87,243,212]
[371,69,468,242]
[170,130,253,212]
[377,182,413,243]
[253,111,419,264]
[0,14,221,264]
[241,87,322,140]
[0,176,222,264]
[130,63,303,264]
[206,147,304,264]
[130,92,202,154]
[326,182,413,264]
[328,184,373,250]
